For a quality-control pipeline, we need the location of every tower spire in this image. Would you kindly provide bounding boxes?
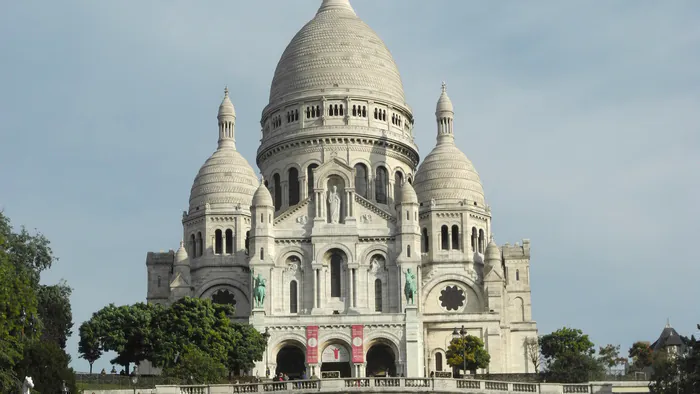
[435,81,455,144]
[217,86,236,149]
[318,0,355,14]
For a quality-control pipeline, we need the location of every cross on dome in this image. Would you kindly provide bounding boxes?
[224,86,229,96]
[441,81,447,93]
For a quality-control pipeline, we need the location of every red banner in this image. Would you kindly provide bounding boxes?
[351,325,364,363]
[306,326,319,364]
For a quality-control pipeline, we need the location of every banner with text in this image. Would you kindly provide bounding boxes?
[306,326,319,364]
[351,325,364,363]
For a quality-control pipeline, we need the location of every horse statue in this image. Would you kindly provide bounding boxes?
[253,273,266,309]
[21,376,34,394]
[404,268,417,305]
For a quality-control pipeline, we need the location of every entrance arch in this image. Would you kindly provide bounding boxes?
[320,343,352,378]
[366,343,397,377]
[276,344,306,379]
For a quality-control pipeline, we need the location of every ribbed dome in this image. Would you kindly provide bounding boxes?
[175,240,188,263]
[218,87,235,118]
[413,143,485,206]
[189,147,258,211]
[252,182,274,207]
[267,0,406,106]
[485,238,501,263]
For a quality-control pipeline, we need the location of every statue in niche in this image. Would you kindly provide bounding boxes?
[328,185,341,224]
[404,268,417,305]
[251,270,266,309]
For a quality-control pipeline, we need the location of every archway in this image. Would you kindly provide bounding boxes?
[276,345,306,379]
[320,343,352,378]
[366,344,396,377]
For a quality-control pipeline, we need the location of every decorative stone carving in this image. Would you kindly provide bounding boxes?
[328,186,341,224]
[440,285,466,311]
[296,215,309,225]
[369,256,384,273]
[182,210,188,218]
[360,214,373,224]
[252,271,266,308]
[404,268,417,305]
[235,202,242,211]
[430,198,436,208]
[205,202,211,210]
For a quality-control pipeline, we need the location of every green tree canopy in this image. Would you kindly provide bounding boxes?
[597,344,626,371]
[37,281,73,349]
[162,345,227,384]
[629,341,653,372]
[14,340,78,394]
[150,297,236,370]
[539,327,602,383]
[227,323,266,374]
[78,320,103,374]
[446,335,491,375]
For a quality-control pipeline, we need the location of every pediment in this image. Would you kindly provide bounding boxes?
[484,265,503,281]
[355,196,397,227]
[311,157,354,190]
[273,197,313,230]
[169,272,190,288]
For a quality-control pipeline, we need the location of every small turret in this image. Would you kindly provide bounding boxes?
[169,241,192,303]
[250,178,275,264]
[173,240,190,277]
[217,87,236,149]
[396,181,420,264]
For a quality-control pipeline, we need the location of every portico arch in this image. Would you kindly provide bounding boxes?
[319,341,352,378]
[274,339,307,379]
[364,336,401,377]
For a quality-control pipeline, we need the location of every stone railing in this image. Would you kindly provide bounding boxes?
[152,378,634,394]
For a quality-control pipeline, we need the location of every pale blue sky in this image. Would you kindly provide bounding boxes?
[1,0,699,372]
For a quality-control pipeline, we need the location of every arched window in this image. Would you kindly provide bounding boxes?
[354,163,368,198]
[189,234,196,257]
[225,229,233,254]
[306,107,311,119]
[260,247,264,261]
[471,227,478,252]
[394,171,403,203]
[352,105,357,116]
[288,168,300,205]
[422,228,429,253]
[435,352,443,371]
[157,276,161,288]
[362,106,367,117]
[478,229,485,253]
[407,245,411,258]
[441,225,449,250]
[374,279,382,312]
[245,231,250,255]
[290,281,298,314]
[214,229,223,254]
[330,253,342,297]
[451,225,460,250]
[273,173,282,211]
[307,164,319,198]
[375,166,388,204]
[196,232,203,257]
[516,269,520,281]
[374,108,378,119]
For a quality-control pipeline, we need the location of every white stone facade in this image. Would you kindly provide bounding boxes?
[145,0,537,379]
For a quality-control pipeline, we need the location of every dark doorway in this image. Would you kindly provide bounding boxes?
[366,344,396,377]
[321,362,351,378]
[276,346,305,379]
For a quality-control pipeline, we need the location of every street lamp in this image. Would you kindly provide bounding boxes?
[263,327,271,378]
[452,325,467,378]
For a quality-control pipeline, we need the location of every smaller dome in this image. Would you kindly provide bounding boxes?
[485,236,500,263]
[175,240,188,263]
[252,181,274,207]
[436,82,454,113]
[218,87,235,118]
[399,181,418,205]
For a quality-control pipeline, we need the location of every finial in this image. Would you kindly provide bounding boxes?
[179,240,185,248]
[490,233,494,243]
[666,318,671,328]
[441,81,447,93]
[260,175,265,185]
[224,86,229,96]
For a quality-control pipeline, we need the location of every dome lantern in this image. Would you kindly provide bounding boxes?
[217,86,236,149]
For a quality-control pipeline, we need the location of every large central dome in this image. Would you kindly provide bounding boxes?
[267,0,406,107]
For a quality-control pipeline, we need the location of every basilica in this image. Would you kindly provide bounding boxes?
[145,0,537,379]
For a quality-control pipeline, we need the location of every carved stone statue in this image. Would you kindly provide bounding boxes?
[430,198,436,208]
[404,268,417,305]
[328,186,341,224]
[252,273,266,309]
[21,376,34,394]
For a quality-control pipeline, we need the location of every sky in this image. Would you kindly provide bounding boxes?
[1,0,699,373]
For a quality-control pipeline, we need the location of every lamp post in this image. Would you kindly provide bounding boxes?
[452,325,467,378]
[263,327,271,378]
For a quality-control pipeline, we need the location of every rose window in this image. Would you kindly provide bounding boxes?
[439,285,465,311]
[212,289,236,306]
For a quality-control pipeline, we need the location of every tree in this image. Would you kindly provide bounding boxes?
[523,337,542,374]
[14,340,78,394]
[78,321,103,374]
[162,345,227,384]
[446,335,490,375]
[0,213,42,393]
[80,303,158,372]
[37,281,73,349]
[629,341,653,372]
[540,327,602,383]
[150,297,236,370]
[598,344,626,372]
[226,323,266,375]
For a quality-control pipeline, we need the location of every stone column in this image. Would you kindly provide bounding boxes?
[300,176,308,200]
[313,269,318,308]
[282,181,289,209]
[348,266,354,308]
